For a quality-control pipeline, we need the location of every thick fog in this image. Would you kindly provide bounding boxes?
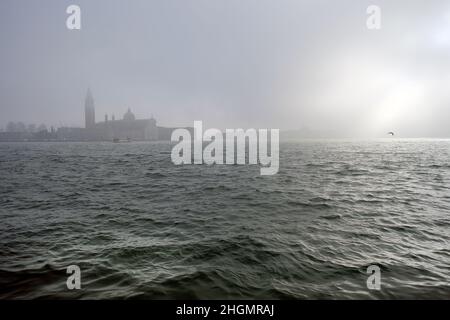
[1,0,450,137]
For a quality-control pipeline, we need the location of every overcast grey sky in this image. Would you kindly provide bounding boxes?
[1,0,450,137]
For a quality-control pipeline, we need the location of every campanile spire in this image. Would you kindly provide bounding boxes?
[85,88,95,128]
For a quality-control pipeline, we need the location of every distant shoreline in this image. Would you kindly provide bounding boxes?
[1,137,450,143]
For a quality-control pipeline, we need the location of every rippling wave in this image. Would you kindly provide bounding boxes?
[0,140,449,299]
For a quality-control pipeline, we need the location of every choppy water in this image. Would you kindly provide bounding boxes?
[0,140,449,299]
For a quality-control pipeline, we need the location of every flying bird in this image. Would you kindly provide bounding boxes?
[387,132,395,136]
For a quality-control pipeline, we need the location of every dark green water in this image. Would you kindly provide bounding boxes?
[0,140,449,299]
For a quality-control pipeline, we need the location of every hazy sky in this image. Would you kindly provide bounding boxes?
[1,0,450,137]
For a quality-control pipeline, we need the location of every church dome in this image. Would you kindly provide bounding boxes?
[123,108,135,121]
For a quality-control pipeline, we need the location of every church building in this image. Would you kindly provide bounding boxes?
[80,89,158,141]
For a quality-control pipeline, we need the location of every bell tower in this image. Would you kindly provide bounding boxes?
[85,88,95,128]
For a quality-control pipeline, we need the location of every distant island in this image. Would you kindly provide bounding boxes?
[0,90,397,142]
[0,89,189,142]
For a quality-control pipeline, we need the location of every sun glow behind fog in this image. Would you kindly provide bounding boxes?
[279,3,450,138]
[288,53,428,137]
[369,80,425,136]
[348,68,428,137]
[432,10,450,47]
